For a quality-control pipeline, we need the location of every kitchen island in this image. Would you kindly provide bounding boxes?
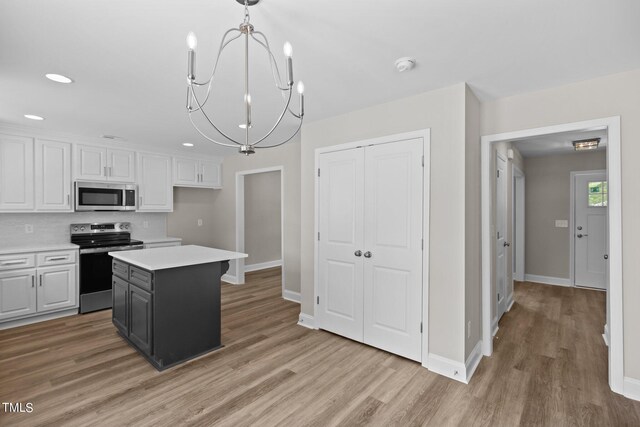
[109,245,247,370]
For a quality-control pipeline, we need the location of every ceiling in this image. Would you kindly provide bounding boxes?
[512,129,607,158]
[1,0,639,156]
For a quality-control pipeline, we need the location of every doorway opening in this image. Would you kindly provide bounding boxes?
[481,117,623,394]
[234,167,286,299]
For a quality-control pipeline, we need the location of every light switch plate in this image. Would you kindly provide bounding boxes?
[555,220,568,228]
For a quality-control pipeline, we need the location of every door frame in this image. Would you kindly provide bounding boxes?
[481,116,623,394]
[234,166,286,298]
[313,129,431,363]
[512,165,525,282]
[569,169,607,289]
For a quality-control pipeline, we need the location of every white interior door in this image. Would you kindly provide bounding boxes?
[317,148,365,342]
[512,167,525,282]
[495,153,507,320]
[363,139,423,362]
[574,171,607,289]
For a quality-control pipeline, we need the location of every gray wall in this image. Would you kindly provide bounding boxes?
[167,187,217,247]
[244,171,281,266]
[481,67,640,381]
[524,150,606,278]
[0,212,167,249]
[302,83,478,364]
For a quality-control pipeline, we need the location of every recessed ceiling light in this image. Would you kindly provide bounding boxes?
[182,143,194,147]
[573,138,600,151]
[45,73,73,84]
[394,57,416,73]
[24,114,45,121]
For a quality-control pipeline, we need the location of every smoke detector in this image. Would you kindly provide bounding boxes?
[395,57,416,73]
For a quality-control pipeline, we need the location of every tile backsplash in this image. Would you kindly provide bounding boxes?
[0,212,167,249]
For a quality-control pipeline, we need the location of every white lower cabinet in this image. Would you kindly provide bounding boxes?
[36,264,76,313]
[0,269,36,321]
[0,249,78,326]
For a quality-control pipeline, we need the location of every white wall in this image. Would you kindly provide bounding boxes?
[481,68,640,381]
[167,187,217,246]
[301,83,479,364]
[244,171,281,266]
[0,212,167,249]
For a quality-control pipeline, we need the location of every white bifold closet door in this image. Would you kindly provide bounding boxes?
[318,138,423,361]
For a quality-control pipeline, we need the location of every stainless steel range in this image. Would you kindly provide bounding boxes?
[71,222,144,313]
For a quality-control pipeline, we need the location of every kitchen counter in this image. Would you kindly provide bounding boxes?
[109,245,246,271]
[109,245,246,370]
[0,243,79,256]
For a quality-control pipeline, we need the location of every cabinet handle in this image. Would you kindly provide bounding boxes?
[139,195,143,206]
[32,275,34,288]
[49,257,68,261]
[109,166,112,177]
[1,260,26,265]
[67,194,70,205]
[364,251,372,258]
[104,166,107,177]
[39,275,43,287]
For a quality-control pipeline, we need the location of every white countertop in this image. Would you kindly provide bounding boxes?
[0,243,79,256]
[139,237,182,244]
[109,245,247,271]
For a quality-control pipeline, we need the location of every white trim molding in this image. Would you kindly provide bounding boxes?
[603,324,610,347]
[465,341,483,384]
[244,259,283,273]
[426,353,467,383]
[506,293,515,312]
[297,313,316,329]
[491,317,499,337]
[221,273,240,285]
[283,290,301,303]
[481,116,623,395]
[524,274,571,287]
[624,377,640,402]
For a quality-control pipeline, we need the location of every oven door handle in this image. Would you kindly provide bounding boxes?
[80,245,144,255]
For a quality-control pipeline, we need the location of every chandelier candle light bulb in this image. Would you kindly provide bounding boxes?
[184,0,304,155]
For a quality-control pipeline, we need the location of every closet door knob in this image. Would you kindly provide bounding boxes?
[354,250,362,257]
[364,251,372,258]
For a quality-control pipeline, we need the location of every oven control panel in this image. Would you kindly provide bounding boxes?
[70,222,131,234]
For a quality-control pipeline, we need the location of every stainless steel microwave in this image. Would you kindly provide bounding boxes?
[75,181,137,211]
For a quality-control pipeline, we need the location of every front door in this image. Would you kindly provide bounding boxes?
[495,153,508,320]
[574,171,607,289]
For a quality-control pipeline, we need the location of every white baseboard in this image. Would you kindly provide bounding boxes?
[524,274,571,287]
[0,308,78,330]
[244,259,283,273]
[624,376,640,402]
[603,323,610,347]
[221,273,240,285]
[506,293,515,311]
[491,316,499,337]
[283,290,301,303]
[297,313,316,329]
[426,353,468,384]
[465,341,483,383]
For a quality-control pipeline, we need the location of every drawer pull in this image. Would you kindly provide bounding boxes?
[48,257,68,261]
[1,260,26,265]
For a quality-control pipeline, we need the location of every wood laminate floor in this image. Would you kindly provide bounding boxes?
[1,271,639,426]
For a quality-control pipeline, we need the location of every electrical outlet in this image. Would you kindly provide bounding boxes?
[467,321,471,339]
[25,224,33,234]
[197,219,203,227]
[143,221,149,229]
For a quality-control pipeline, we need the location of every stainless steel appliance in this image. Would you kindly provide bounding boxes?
[75,181,137,211]
[71,222,143,313]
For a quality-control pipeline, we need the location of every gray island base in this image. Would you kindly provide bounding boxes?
[109,245,247,371]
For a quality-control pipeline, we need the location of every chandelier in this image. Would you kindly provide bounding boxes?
[185,0,305,155]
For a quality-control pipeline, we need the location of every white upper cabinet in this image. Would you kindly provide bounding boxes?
[0,134,34,211]
[35,139,72,211]
[173,157,221,188]
[138,152,172,212]
[74,145,135,182]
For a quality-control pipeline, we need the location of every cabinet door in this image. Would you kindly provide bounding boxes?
[0,269,36,321]
[173,157,199,186]
[107,149,135,182]
[35,140,72,211]
[0,135,34,210]
[138,153,172,211]
[200,159,221,188]
[75,145,107,181]
[36,265,77,313]
[129,285,152,355]
[112,276,128,334]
